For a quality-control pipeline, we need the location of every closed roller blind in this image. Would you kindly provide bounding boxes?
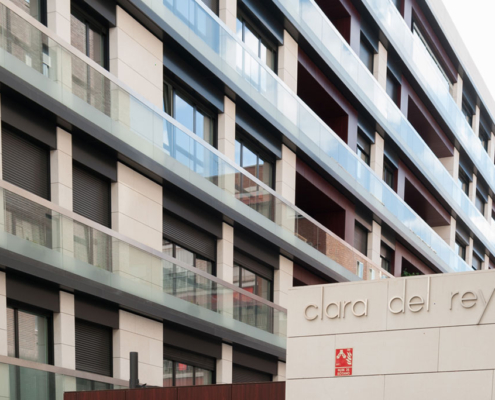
[233,364,271,383]
[73,163,111,227]
[163,211,216,261]
[75,319,112,377]
[234,250,273,281]
[2,128,49,199]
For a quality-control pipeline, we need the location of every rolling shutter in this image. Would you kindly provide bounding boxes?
[163,345,215,371]
[163,211,216,261]
[73,163,111,227]
[234,250,273,281]
[233,364,271,383]
[2,128,50,199]
[75,319,112,377]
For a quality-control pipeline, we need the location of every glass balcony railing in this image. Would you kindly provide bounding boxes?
[131,0,469,272]
[0,360,126,400]
[267,0,495,268]
[0,182,287,347]
[0,2,364,283]
[363,0,495,203]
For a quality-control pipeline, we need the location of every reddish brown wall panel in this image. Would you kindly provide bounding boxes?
[74,390,127,400]
[177,385,231,400]
[127,388,178,400]
[232,382,285,400]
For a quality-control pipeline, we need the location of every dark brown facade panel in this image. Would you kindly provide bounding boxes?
[232,382,285,400]
[75,294,119,329]
[177,385,231,400]
[6,272,59,312]
[293,263,329,286]
[163,324,222,359]
[126,388,177,400]
[233,345,278,375]
[394,241,434,276]
[233,227,279,270]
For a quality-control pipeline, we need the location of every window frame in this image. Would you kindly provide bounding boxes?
[359,33,375,73]
[353,222,369,256]
[7,300,54,365]
[458,169,470,196]
[162,239,216,275]
[236,12,277,72]
[235,134,275,188]
[475,191,486,215]
[163,359,215,387]
[233,263,273,302]
[455,239,466,261]
[472,253,483,271]
[357,131,371,165]
[386,69,400,106]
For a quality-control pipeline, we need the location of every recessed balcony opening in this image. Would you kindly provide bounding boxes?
[403,178,450,228]
[314,0,353,46]
[292,263,335,287]
[401,258,424,277]
[406,96,453,158]
[297,53,356,146]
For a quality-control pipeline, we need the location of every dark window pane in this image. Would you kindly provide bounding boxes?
[384,165,394,189]
[472,254,482,271]
[475,193,485,215]
[175,363,194,386]
[12,0,42,21]
[386,72,400,105]
[89,27,104,67]
[7,308,15,358]
[199,0,218,14]
[360,38,374,73]
[195,367,213,385]
[18,310,49,363]
[163,359,174,387]
[354,223,368,255]
[174,94,195,133]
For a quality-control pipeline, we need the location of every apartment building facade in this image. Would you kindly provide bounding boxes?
[0,0,492,397]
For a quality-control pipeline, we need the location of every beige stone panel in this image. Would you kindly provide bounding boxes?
[287,280,389,337]
[217,223,234,283]
[117,163,162,203]
[219,0,237,32]
[286,376,385,400]
[112,213,162,251]
[286,335,335,379]
[432,217,456,249]
[274,255,293,308]
[472,105,481,136]
[119,310,162,341]
[275,145,296,204]
[53,291,75,369]
[367,221,381,266]
[440,147,459,181]
[0,272,6,356]
[218,97,236,161]
[336,328,440,376]
[485,196,493,221]
[370,134,384,177]
[278,31,298,93]
[386,271,495,331]
[469,173,477,203]
[216,343,233,384]
[438,324,495,371]
[466,237,474,267]
[489,132,495,163]
[450,74,463,109]
[373,42,388,90]
[47,0,71,40]
[274,361,286,382]
[384,370,493,400]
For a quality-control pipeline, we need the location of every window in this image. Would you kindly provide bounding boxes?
[12,0,45,23]
[475,192,485,215]
[354,223,368,256]
[7,305,51,364]
[236,16,276,72]
[234,264,272,302]
[380,243,393,273]
[235,137,274,219]
[458,170,470,196]
[472,253,482,271]
[163,359,214,387]
[163,240,214,275]
[455,239,466,261]
[412,22,450,89]
[386,70,400,105]
[71,6,108,68]
[359,35,374,73]
[479,125,490,152]
[357,132,371,165]
[462,101,473,127]
[383,160,396,190]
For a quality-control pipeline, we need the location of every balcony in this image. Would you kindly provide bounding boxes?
[0,356,127,399]
[0,180,286,348]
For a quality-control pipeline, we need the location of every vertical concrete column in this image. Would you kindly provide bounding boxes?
[485,196,493,222]
[367,221,381,266]
[51,128,73,210]
[216,343,233,384]
[277,31,298,93]
[488,132,495,163]
[472,105,481,136]
[53,291,75,369]
[111,163,163,289]
[468,174,477,204]
[217,223,234,284]
[274,256,293,309]
[373,42,388,90]
[113,310,163,387]
[483,254,490,270]
[370,134,384,177]
[218,97,236,161]
[274,361,286,382]
[432,217,456,250]
[219,0,237,32]
[440,148,460,181]
[0,272,6,357]
[466,237,474,268]
[449,74,463,109]
[47,0,71,40]
[275,145,296,234]
[109,7,163,107]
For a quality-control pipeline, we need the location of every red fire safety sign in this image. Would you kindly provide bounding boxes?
[335,348,353,376]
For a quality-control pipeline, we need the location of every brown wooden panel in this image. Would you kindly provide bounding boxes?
[75,390,127,400]
[126,388,178,400]
[177,385,231,400]
[64,393,77,400]
[232,382,285,400]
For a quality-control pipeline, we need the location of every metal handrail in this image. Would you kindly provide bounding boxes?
[0,179,287,313]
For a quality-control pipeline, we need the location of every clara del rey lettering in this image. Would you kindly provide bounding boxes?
[304,277,495,325]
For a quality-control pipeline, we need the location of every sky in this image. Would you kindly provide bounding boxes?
[441,0,495,101]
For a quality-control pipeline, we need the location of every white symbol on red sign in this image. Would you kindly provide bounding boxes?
[335,348,353,376]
